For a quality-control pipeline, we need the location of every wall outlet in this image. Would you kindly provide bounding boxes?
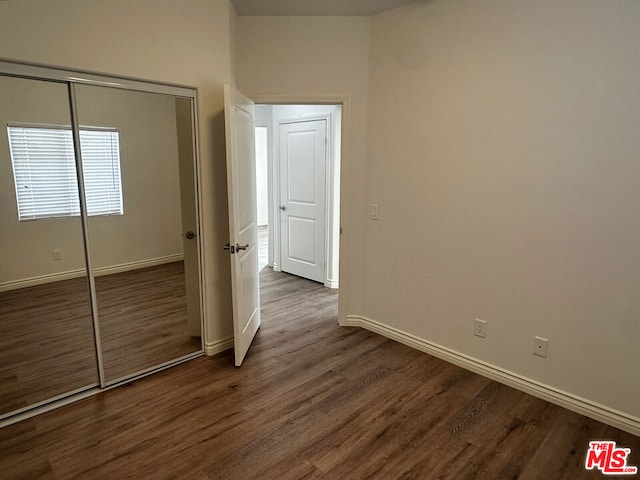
[369,204,380,220]
[53,249,63,261]
[533,336,549,358]
[473,318,487,338]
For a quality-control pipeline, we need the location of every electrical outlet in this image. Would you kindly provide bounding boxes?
[533,336,549,358]
[53,249,63,261]
[473,318,487,338]
[369,204,380,220]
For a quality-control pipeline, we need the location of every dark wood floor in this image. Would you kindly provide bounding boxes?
[1,267,638,479]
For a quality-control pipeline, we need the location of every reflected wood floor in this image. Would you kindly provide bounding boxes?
[0,277,98,416]
[96,261,200,381]
[1,268,639,479]
[0,261,200,417]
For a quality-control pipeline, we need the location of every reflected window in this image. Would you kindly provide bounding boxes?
[7,125,123,221]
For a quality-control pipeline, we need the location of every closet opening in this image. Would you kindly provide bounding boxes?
[0,60,204,427]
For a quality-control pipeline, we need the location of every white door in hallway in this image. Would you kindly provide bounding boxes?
[279,119,327,283]
[224,84,260,367]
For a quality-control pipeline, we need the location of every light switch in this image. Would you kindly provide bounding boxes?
[369,204,380,220]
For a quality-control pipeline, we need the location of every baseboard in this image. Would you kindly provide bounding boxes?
[325,278,339,289]
[93,254,183,277]
[0,270,85,292]
[341,315,640,437]
[0,254,184,292]
[204,336,233,356]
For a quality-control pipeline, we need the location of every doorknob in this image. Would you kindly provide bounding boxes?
[184,231,195,240]
[279,205,286,211]
[223,243,248,254]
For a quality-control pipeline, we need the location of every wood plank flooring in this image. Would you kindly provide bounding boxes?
[1,267,638,479]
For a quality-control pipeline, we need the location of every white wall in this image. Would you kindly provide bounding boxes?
[255,127,269,226]
[255,104,273,228]
[237,16,371,318]
[0,0,236,348]
[363,0,640,424]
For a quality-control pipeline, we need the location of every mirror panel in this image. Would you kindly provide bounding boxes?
[74,85,202,383]
[0,75,98,417]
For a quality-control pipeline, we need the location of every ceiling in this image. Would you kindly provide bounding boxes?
[231,0,419,17]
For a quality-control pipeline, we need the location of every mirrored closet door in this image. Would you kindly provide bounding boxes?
[0,63,203,422]
[74,85,202,384]
[0,75,99,416]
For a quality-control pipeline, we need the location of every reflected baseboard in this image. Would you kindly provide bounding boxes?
[0,253,184,292]
[94,254,184,277]
[205,336,233,356]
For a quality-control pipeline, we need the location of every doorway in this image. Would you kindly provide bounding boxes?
[254,104,341,288]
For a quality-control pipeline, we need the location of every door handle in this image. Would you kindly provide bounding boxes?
[224,243,249,253]
[279,205,286,211]
[184,231,195,240]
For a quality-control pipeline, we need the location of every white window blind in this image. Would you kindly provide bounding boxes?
[78,129,123,217]
[7,125,123,221]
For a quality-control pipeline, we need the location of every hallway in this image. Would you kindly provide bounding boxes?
[258,225,268,271]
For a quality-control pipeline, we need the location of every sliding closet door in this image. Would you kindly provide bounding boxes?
[73,85,202,383]
[0,76,99,417]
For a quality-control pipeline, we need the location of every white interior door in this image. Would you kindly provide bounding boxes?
[224,84,260,366]
[279,119,327,283]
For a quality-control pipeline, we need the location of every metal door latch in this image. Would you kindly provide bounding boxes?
[224,243,249,254]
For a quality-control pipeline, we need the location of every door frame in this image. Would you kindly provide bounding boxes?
[250,93,350,324]
[273,113,336,287]
[252,95,348,288]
